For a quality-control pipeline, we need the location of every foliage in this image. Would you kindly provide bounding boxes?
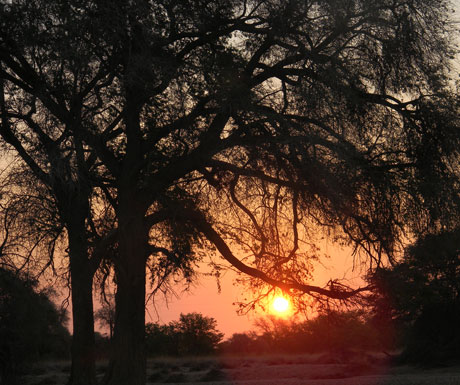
[145,313,224,357]
[303,311,384,352]
[174,313,224,356]
[220,332,261,355]
[1,0,458,308]
[1,0,460,383]
[369,228,460,364]
[0,267,70,383]
[221,311,386,355]
[145,322,179,357]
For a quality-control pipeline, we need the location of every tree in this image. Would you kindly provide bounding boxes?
[95,294,116,340]
[0,164,64,275]
[1,1,459,384]
[223,311,384,356]
[174,313,224,356]
[98,1,459,381]
[221,332,260,355]
[0,2,119,383]
[145,322,178,357]
[369,228,460,364]
[0,266,70,384]
[145,313,224,357]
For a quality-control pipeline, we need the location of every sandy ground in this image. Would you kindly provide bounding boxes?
[20,353,460,385]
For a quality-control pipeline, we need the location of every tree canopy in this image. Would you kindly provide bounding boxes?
[0,1,459,384]
[145,312,224,356]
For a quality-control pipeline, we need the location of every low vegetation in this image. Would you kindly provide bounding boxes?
[145,313,224,357]
[221,311,393,356]
[19,354,460,385]
[0,267,70,384]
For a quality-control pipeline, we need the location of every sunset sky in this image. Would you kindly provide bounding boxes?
[147,0,460,338]
[1,2,459,384]
[145,241,365,338]
[4,0,459,342]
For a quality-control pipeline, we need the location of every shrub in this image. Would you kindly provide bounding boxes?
[0,267,70,383]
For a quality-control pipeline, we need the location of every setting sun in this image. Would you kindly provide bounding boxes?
[272,296,289,314]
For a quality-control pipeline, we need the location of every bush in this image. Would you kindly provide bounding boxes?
[401,301,460,365]
[0,267,70,383]
[220,332,258,355]
[221,312,385,356]
[369,228,460,364]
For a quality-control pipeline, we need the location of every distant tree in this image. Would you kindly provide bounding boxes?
[223,311,385,356]
[0,267,70,384]
[145,322,178,357]
[253,315,298,352]
[173,313,224,356]
[304,310,381,352]
[236,310,387,355]
[145,313,223,357]
[95,296,116,341]
[220,332,259,355]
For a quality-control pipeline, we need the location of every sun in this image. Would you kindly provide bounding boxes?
[272,296,290,314]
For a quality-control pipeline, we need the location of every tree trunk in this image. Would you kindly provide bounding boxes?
[104,205,148,385]
[103,85,149,384]
[67,215,97,385]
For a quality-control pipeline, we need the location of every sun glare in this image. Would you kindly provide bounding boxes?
[272,296,289,314]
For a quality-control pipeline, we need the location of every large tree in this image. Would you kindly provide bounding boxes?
[1,1,459,384]
[99,2,459,382]
[0,1,120,383]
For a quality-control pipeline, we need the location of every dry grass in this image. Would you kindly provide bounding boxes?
[18,353,460,385]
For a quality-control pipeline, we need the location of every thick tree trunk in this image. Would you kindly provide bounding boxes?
[104,206,148,385]
[67,216,97,385]
[103,86,149,385]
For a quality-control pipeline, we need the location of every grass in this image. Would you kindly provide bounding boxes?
[18,353,460,384]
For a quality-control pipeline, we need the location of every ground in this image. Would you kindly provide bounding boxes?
[20,353,460,385]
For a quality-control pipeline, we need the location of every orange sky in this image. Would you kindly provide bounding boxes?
[144,241,366,338]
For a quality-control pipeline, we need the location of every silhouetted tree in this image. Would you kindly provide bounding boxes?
[174,313,224,356]
[223,311,384,356]
[145,322,179,357]
[145,313,223,357]
[0,267,70,384]
[0,1,120,383]
[220,332,259,355]
[95,294,116,340]
[304,310,381,352]
[370,228,460,364]
[1,1,459,384]
[93,1,459,381]
[0,163,64,273]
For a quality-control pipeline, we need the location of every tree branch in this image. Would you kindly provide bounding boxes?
[178,207,369,300]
